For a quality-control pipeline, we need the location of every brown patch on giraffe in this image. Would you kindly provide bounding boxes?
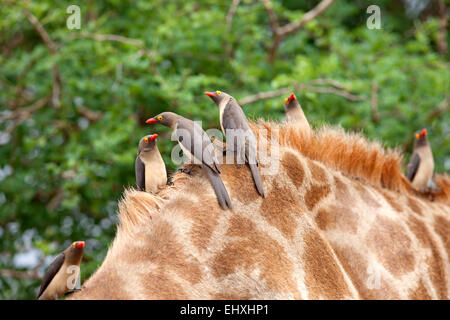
[124,220,202,286]
[166,197,222,250]
[378,189,404,212]
[281,151,305,188]
[409,279,432,300]
[353,183,381,208]
[434,216,450,258]
[365,216,415,277]
[219,164,260,203]
[334,175,351,202]
[141,272,189,299]
[407,215,448,299]
[407,196,423,216]
[309,161,328,183]
[302,230,351,299]
[315,205,359,234]
[259,181,300,238]
[304,183,331,211]
[211,215,299,296]
[331,244,401,299]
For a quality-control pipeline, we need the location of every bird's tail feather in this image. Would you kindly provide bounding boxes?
[249,163,265,198]
[203,166,233,210]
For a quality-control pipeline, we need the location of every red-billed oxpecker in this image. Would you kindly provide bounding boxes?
[406,128,435,191]
[135,134,167,193]
[146,112,232,210]
[37,241,85,300]
[204,90,265,198]
[284,93,310,131]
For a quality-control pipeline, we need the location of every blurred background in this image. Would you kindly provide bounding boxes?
[0,0,448,299]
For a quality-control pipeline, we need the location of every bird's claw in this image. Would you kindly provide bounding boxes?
[178,165,195,175]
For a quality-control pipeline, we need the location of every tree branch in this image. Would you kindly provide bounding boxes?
[77,32,144,47]
[74,32,158,73]
[371,81,380,123]
[2,96,50,133]
[261,0,336,63]
[226,0,242,28]
[0,268,40,280]
[239,80,365,105]
[436,0,447,56]
[24,9,61,108]
[278,0,336,37]
[427,97,449,121]
[225,0,241,58]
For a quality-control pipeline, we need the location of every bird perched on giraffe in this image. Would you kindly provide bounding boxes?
[135,134,167,193]
[284,93,310,132]
[146,111,232,210]
[406,128,435,191]
[204,90,265,198]
[37,241,85,300]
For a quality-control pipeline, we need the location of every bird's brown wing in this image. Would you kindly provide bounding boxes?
[135,156,146,191]
[222,99,248,130]
[222,100,257,161]
[176,120,220,173]
[223,100,264,197]
[406,153,421,182]
[37,252,65,299]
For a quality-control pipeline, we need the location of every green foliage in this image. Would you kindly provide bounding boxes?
[0,0,448,299]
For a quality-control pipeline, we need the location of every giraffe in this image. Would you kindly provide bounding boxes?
[69,120,450,300]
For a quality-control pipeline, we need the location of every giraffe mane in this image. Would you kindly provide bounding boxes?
[250,119,450,203]
[117,119,450,231]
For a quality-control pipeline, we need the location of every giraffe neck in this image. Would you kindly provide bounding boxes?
[69,122,450,300]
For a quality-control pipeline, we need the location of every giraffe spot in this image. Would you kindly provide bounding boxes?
[259,181,300,238]
[220,164,260,203]
[124,220,202,286]
[302,230,351,299]
[281,151,305,188]
[407,196,423,216]
[212,216,299,296]
[434,216,450,258]
[315,205,359,234]
[142,272,189,299]
[407,215,447,299]
[334,175,351,202]
[354,183,381,208]
[409,280,432,300]
[331,244,401,299]
[304,183,331,211]
[379,189,404,212]
[309,161,328,182]
[365,216,415,277]
[166,197,221,250]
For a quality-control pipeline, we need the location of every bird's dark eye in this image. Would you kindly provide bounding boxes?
[179,136,183,142]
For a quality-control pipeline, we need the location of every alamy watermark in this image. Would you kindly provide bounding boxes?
[366,5,381,30]
[66,265,81,291]
[66,5,81,30]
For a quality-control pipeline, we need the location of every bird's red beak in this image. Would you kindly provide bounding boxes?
[146,118,157,124]
[150,133,158,141]
[420,128,427,137]
[289,93,296,102]
[204,92,215,98]
[76,241,85,248]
